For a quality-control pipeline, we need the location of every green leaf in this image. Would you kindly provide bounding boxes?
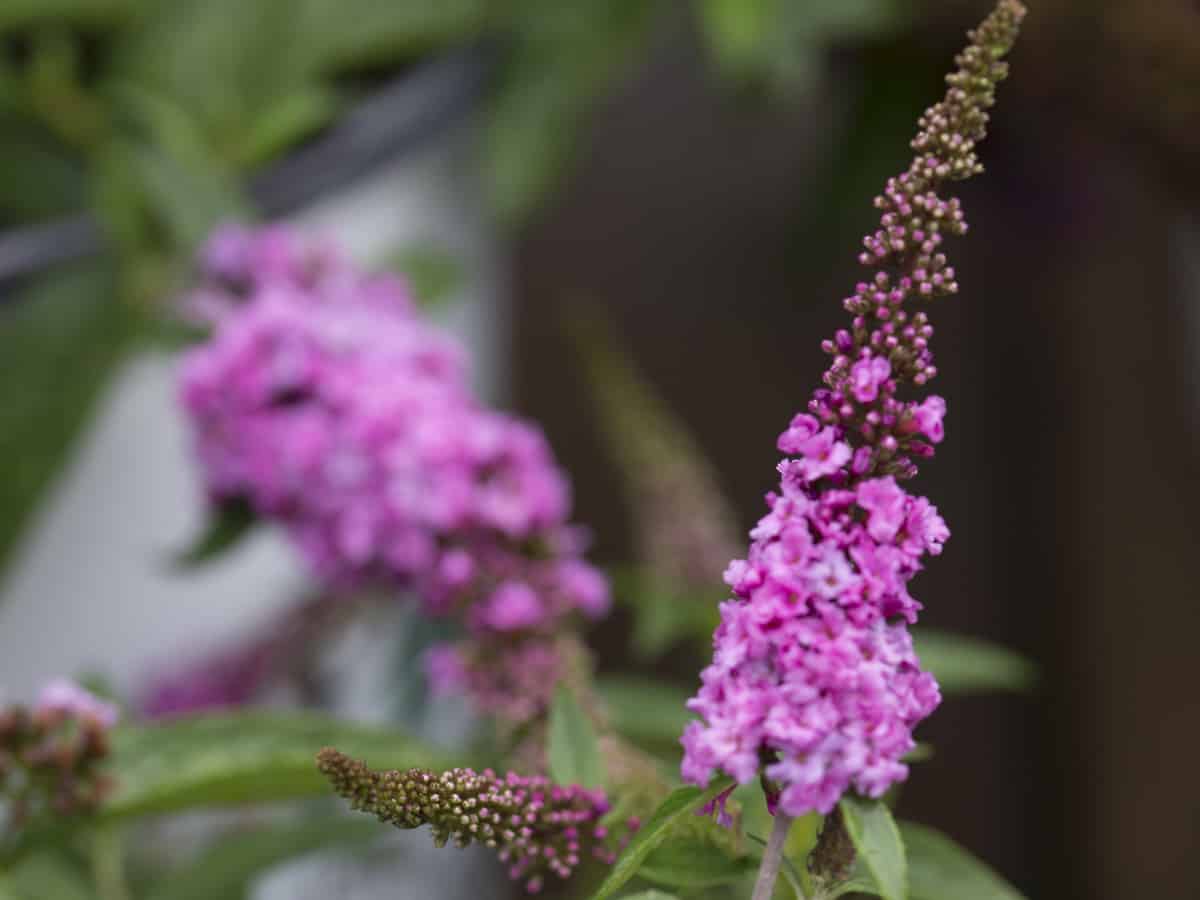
[830,877,884,898]
[595,675,694,746]
[838,795,906,900]
[590,778,734,900]
[901,821,1026,900]
[101,711,449,821]
[485,0,656,223]
[547,685,604,790]
[107,0,313,163]
[697,0,773,76]
[144,817,382,900]
[388,244,463,310]
[293,0,487,74]
[129,141,245,251]
[0,0,140,33]
[173,498,258,568]
[911,629,1037,694]
[616,892,679,900]
[611,568,721,661]
[0,118,84,222]
[638,837,756,890]
[233,84,339,168]
[1,851,93,900]
[0,260,138,580]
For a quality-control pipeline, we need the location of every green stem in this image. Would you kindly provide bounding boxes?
[753,812,798,900]
[91,826,132,900]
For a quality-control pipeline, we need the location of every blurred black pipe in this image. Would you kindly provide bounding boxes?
[0,44,491,299]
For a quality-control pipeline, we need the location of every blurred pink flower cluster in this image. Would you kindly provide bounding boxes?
[177,225,609,720]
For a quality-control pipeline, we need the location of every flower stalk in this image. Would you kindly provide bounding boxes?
[680,0,1026,823]
[752,811,796,900]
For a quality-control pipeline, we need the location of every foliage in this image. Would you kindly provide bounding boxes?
[101,711,451,820]
[590,779,734,900]
[911,629,1037,694]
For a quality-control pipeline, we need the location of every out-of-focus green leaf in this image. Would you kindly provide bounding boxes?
[144,817,383,900]
[2,851,93,900]
[548,685,605,790]
[595,675,694,747]
[699,0,905,90]
[389,244,463,310]
[616,892,679,900]
[101,711,450,821]
[293,0,487,74]
[839,795,906,900]
[233,85,339,169]
[0,0,141,34]
[0,119,84,222]
[173,498,258,568]
[0,260,137,579]
[485,0,657,223]
[128,142,244,251]
[638,837,756,890]
[901,821,1025,900]
[106,0,312,161]
[911,629,1037,694]
[616,570,721,660]
[697,0,774,76]
[591,778,734,900]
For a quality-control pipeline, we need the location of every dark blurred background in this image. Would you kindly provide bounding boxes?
[1,1,1198,898]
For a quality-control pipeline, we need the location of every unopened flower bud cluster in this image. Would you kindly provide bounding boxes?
[318,749,624,893]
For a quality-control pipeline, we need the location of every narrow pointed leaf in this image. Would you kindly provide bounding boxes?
[173,498,257,568]
[101,711,449,820]
[638,837,756,889]
[901,821,1025,900]
[911,629,1036,694]
[594,675,694,746]
[839,795,906,900]
[591,778,733,900]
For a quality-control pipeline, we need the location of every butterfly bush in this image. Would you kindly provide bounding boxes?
[681,0,1026,818]
[318,749,623,894]
[177,226,609,723]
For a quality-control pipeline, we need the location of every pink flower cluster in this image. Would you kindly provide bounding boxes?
[681,0,1026,816]
[179,225,609,719]
[681,440,945,814]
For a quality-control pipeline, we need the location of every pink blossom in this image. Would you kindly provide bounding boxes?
[856,476,907,542]
[791,428,853,483]
[478,582,546,632]
[911,395,947,443]
[35,679,119,728]
[777,413,821,454]
[849,355,891,403]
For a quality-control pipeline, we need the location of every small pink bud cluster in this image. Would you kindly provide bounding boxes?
[317,749,625,893]
[178,226,609,721]
[1,681,118,839]
[681,0,1026,817]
